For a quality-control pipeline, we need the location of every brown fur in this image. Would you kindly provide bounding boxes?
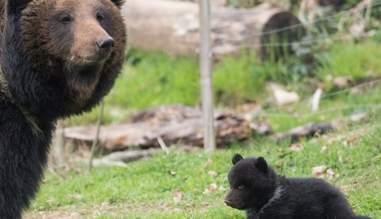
[0,1,126,217]
[0,0,126,112]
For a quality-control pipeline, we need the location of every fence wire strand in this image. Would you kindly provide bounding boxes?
[235,0,381,38]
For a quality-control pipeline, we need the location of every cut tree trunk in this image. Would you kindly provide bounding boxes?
[122,0,305,60]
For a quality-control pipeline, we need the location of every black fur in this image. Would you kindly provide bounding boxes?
[6,0,32,15]
[110,0,125,8]
[225,154,371,219]
[0,0,126,218]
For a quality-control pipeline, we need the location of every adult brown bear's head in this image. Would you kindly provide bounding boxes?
[1,0,126,119]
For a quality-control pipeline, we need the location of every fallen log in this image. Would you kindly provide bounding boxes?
[276,123,336,142]
[64,105,257,151]
[123,0,305,60]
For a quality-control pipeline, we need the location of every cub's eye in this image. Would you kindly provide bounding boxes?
[96,12,105,22]
[237,185,245,190]
[58,13,73,23]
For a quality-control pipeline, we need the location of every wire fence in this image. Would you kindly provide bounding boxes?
[240,0,381,49]
[222,1,381,122]
[236,0,381,38]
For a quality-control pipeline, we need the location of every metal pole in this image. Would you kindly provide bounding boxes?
[199,0,216,152]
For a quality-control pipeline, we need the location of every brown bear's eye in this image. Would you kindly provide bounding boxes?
[96,12,105,22]
[58,13,74,24]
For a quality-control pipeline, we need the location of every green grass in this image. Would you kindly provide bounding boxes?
[43,40,381,218]
[67,40,381,126]
[317,41,381,82]
[29,86,381,218]
[66,50,272,126]
[265,85,381,132]
[29,127,381,218]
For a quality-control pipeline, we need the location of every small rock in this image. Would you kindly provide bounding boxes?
[333,77,351,89]
[269,83,300,106]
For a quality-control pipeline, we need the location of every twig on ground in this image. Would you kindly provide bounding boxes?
[88,101,105,171]
[157,137,170,154]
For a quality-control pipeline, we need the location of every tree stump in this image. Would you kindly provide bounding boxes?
[122,0,305,60]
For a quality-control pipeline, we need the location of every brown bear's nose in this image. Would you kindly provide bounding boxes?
[96,37,114,50]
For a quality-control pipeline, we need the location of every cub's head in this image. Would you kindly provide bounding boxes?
[14,0,126,113]
[225,154,277,210]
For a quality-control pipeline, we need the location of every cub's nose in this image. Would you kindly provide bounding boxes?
[96,37,114,50]
[224,199,232,207]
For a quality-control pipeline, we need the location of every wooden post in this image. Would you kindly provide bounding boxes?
[55,121,66,166]
[88,101,105,171]
[199,0,216,152]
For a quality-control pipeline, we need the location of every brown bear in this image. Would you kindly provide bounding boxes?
[0,0,126,218]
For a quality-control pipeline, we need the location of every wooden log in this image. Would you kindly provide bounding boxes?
[63,105,255,151]
[276,123,336,142]
[122,0,305,60]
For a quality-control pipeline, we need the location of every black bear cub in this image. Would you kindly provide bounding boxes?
[225,154,371,219]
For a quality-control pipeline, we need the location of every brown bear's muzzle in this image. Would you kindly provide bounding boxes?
[95,36,114,60]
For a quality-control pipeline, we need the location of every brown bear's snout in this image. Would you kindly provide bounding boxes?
[96,36,114,51]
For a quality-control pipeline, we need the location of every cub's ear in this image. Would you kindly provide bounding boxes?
[255,157,268,173]
[110,0,125,8]
[6,0,33,15]
[232,154,243,165]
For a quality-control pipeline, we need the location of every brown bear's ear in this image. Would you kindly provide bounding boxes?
[232,154,243,165]
[110,0,125,8]
[255,157,268,173]
[6,0,33,15]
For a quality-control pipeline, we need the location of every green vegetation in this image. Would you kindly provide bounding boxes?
[66,50,272,125]
[317,41,381,82]
[40,35,381,218]
[32,45,381,218]
[67,39,381,127]
[30,125,381,218]
[30,86,381,217]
